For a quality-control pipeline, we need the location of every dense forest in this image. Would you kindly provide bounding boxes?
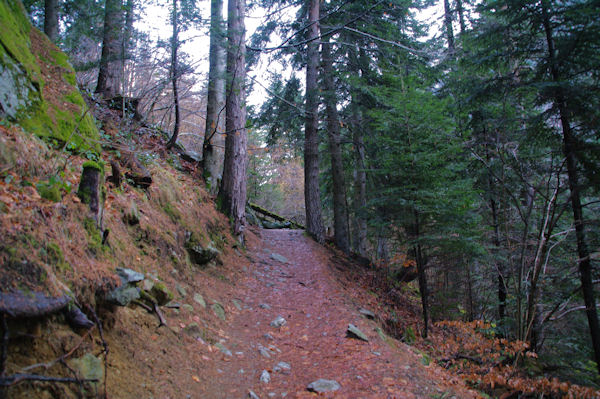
[1,0,600,396]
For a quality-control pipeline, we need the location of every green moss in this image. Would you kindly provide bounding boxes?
[36,180,61,202]
[0,0,99,153]
[82,160,105,174]
[0,1,41,84]
[162,202,181,223]
[83,217,103,255]
[43,242,72,273]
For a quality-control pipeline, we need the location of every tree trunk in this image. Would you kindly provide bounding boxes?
[303,0,325,243]
[541,0,600,374]
[44,0,59,43]
[321,37,350,253]
[413,211,429,338]
[456,0,466,34]
[166,0,181,149]
[202,0,227,194]
[217,0,247,240]
[443,0,455,55]
[96,0,124,99]
[352,110,368,256]
[77,163,105,229]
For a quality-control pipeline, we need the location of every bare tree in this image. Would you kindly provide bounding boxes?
[217,0,247,240]
[303,0,325,243]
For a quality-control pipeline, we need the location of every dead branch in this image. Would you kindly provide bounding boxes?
[0,373,98,387]
[153,303,167,328]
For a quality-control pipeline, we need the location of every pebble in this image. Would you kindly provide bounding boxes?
[259,303,271,309]
[270,316,286,328]
[260,370,271,383]
[248,390,260,399]
[273,362,291,373]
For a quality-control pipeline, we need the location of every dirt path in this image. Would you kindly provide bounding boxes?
[207,229,478,398]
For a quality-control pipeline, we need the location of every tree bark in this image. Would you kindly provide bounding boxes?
[412,211,429,338]
[321,37,350,253]
[166,0,181,149]
[443,0,455,55]
[217,0,247,240]
[541,0,600,374]
[96,0,124,99]
[303,0,325,243]
[352,110,368,256]
[455,0,466,34]
[202,0,227,193]
[44,0,59,43]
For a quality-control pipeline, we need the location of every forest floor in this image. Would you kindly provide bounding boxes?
[192,228,479,398]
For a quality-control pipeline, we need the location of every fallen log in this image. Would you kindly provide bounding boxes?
[0,291,70,318]
[248,202,304,229]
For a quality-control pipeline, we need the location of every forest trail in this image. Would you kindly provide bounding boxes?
[203,229,478,398]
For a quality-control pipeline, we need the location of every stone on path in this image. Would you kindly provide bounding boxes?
[347,324,369,342]
[248,391,260,399]
[270,253,288,263]
[215,342,232,356]
[274,362,291,373]
[258,345,271,358]
[259,303,271,310]
[270,316,286,328]
[359,308,376,319]
[260,370,271,383]
[232,299,242,310]
[307,379,341,393]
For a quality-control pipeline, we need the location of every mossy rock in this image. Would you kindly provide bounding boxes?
[150,281,173,306]
[0,0,99,153]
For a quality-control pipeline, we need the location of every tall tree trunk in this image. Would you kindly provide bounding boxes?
[541,0,600,374]
[321,37,350,253]
[203,0,227,194]
[412,210,429,338]
[443,0,455,55]
[218,0,247,240]
[166,0,181,149]
[44,0,59,42]
[456,0,466,34]
[352,110,368,256]
[303,0,325,243]
[96,0,124,99]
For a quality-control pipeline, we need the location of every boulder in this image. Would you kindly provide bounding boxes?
[106,286,140,306]
[347,324,369,342]
[307,379,340,393]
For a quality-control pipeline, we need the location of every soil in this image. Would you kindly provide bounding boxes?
[171,228,479,399]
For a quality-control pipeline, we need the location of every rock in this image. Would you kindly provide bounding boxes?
[258,345,271,358]
[215,342,232,356]
[232,299,242,310]
[116,267,144,284]
[263,333,274,340]
[270,253,288,263]
[176,284,186,297]
[193,293,206,308]
[181,304,194,312]
[248,390,260,399]
[183,322,202,338]
[106,286,140,306]
[347,324,369,342]
[260,370,271,383]
[270,316,286,328]
[273,362,291,373]
[69,353,103,385]
[181,150,202,163]
[142,279,154,291]
[259,303,271,310]
[307,379,340,393]
[123,201,140,225]
[150,281,174,306]
[211,302,226,321]
[65,305,95,329]
[186,240,220,266]
[0,291,70,318]
[359,308,376,319]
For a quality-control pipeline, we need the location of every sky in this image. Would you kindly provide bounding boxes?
[138,0,445,108]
